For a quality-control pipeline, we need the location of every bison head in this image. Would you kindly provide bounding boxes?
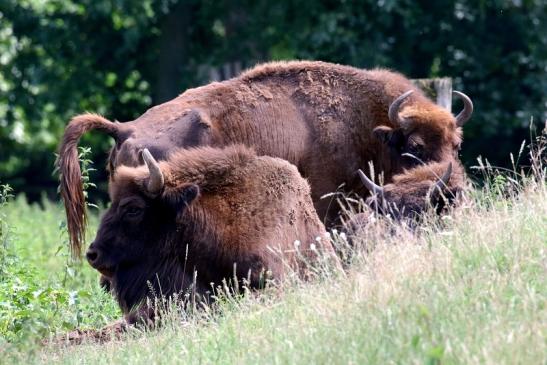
[357,161,463,220]
[373,90,473,171]
[86,149,201,314]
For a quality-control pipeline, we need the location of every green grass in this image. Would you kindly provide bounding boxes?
[1,138,546,364]
[0,196,119,345]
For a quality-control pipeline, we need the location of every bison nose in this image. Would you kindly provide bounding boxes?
[86,248,100,266]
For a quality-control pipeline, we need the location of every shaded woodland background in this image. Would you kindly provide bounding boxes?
[0,0,545,202]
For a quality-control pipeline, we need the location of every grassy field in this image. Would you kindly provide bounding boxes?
[0,195,120,345]
[1,140,546,364]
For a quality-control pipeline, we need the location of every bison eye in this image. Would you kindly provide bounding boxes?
[125,206,143,218]
[407,143,423,158]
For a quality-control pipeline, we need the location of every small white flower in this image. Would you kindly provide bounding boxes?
[340,232,347,241]
[332,229,338,235]
[324,231,331,238]
[310,243,316,251]
[294,240,301,247]
[315,236,322,242]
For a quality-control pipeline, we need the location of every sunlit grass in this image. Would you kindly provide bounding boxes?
[37,183,546,365]
[0,196,119,346]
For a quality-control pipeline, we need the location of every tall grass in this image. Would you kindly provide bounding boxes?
[1,126,546,364]
[42,172,546,364]
[0,146,120,347]
[0,195,119,346]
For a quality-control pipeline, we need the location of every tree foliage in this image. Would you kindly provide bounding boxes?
[0,0,545,200]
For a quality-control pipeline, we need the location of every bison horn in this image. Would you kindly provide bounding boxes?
[141,148,164,195]
[357,169,384,195]
[431,162,453,197]
[388,90,414,125]
[453,91,473,127]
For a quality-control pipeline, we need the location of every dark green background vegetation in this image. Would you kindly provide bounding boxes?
[0,0,545,201]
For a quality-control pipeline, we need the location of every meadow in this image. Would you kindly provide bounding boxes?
[0,131,545,364]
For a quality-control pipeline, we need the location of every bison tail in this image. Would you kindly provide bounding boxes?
[57,113,120,259]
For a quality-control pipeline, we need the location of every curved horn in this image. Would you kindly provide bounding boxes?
[431,162,453,195]
[388,90,414,124]
[58,113,122,259]
[357,169,384,195]
[453,91,473,127]
[141,149,164,195]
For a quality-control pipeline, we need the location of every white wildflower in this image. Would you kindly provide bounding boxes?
[310,243,316,251]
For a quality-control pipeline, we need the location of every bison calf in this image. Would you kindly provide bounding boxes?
[357,159,464,220]
[86,145,337,324]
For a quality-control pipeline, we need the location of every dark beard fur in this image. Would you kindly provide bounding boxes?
[107,222,268,322]
[111,254,206,315]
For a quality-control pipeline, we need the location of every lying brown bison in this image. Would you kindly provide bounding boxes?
[357,159,464,220]
[85,145,336,323]
[59,60,473,257]
[341,161,464,250]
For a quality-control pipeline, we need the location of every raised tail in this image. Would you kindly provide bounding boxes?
[57,113,120,259]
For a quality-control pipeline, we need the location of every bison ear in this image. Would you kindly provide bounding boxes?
[373,126,393,144]
[373,126,404,149]
[162,184,200,215]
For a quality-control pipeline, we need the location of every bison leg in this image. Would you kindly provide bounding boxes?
[124,305,157,327]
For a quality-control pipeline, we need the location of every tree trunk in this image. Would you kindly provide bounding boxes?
[412,77,453,111]
[153,3,191,104]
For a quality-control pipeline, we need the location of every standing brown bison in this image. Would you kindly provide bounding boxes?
[86,145,336,323]
[59,61,473,257]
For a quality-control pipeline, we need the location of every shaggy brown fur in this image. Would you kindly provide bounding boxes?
[343,160,466,250]
[86,145,336,322]
[57,114,122,257]
[59,60,467,257]
[361,159,465,221]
